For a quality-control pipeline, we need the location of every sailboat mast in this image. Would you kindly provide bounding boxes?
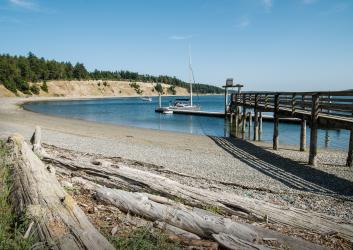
[188,45,193,106]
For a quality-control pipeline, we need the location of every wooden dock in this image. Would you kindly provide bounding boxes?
[229,90,353,167]
[155,108,302,123]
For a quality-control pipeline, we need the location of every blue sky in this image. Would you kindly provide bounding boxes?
[0,0,352,91]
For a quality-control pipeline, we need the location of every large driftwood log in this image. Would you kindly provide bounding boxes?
[6,134,114,250]
[45,155,353,242]
[72,177,323,250]
[30,127,352,243]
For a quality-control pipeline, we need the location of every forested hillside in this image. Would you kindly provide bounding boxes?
[0,53,223,95]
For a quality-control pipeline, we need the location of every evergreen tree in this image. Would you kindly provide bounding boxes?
[73,63,88,80]
[0,52,223,94]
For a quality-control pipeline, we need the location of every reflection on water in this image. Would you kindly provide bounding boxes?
[24,96,350,151]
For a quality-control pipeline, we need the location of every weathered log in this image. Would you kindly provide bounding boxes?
[30,125,49,158]
[46,156,353,242]
[154,221,201,240]
[32,127,353,243]
[72,177,323,250]
[6,134,114,250]
[167,234,219,250]
[213,233,268,250]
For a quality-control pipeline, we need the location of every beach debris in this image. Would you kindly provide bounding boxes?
[15,127,352,249]
[72,176,324,249]
[41,152,353,243]
[111,225,118,236]
[6,134,114,250]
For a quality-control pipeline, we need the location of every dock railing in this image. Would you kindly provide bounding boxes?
[230,90,353,167]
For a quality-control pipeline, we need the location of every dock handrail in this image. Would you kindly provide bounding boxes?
[231,91,353,119]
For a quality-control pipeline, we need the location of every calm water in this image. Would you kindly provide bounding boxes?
[24,95,350,150]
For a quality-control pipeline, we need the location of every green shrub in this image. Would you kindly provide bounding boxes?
[30,85,40,95]
[16,81,30,94]
[109,227,181,250]
[2,80,17,93]
[154,83,163,94]
[168,85,176,95]
[129,82,143,95]
[41,81,48,92]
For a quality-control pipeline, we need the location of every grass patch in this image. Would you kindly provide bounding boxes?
[205,205,222,215]
[109,226,182,250]
[0,140,34,250]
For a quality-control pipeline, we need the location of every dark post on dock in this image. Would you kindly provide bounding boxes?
[223,80,244,115]
[229,90,353,167]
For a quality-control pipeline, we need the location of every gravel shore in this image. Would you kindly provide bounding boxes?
[1,96,353,221]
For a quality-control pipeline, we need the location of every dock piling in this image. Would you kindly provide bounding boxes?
[347,128,353,167]
[309,94,319,166]
[259,112,263,140]
[234,107,239,136]
[300,118,306,151]
[242,95,247,133]
[248,111,252,139]
[253,94,259,141]
[273,94,280,150]
[224,88,228,116]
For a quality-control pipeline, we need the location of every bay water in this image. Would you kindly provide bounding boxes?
[24,95,350,150]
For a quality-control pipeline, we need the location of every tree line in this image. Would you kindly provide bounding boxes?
[0,52,223,95]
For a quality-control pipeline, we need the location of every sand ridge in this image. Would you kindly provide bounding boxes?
[0,80,189,97]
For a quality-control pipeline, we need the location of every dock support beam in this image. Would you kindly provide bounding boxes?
[242,95,246,134]
[259,112,263,139]
[248,112,252,139]
[253,94,259,141]
[224,88,228,117]
[347,128,353,167]
[309,94,319,166]
[273,94,280,150]
[234,107,239,136]
[300,118,306,151]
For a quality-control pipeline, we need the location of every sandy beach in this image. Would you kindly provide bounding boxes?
[1,96,353,221]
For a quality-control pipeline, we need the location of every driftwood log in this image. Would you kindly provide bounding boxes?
[6,134,114,250]
[43,154,353,243]
[29,127,353,247]
[72,176,323,250]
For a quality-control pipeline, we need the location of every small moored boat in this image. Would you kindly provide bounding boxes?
[163,110,173,114]
[141,97,152,102]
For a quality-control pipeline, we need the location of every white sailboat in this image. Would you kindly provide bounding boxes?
[169,45,200,111]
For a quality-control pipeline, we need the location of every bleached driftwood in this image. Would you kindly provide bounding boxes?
[72,177,323,250]
[154,221,201,240]
[6,134,114,250]
[45,156,353,243]
[30,126,48,158]
[30,127,352,244]
[154,221,220,249]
